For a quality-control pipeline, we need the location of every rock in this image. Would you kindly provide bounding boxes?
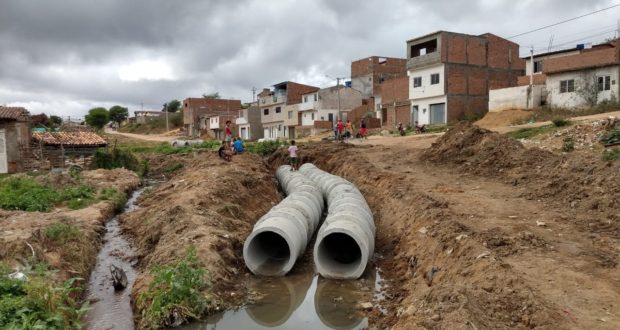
[418,227,428,235]
[536,221,547,227]
[431,314,441,321]
[359,302,373,310]
[456,234,468,241]
[476,251,491,259]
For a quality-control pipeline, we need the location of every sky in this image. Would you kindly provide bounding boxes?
[1,0,619,119]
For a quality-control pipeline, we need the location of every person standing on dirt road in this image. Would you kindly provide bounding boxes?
[224,120,233,142]
[336,118,344,142]
[288,140,300,171]
[359,119,368,140]
[345,120,353,140]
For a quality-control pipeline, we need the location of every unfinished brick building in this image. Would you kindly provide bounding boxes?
[407,31,525,125]
[351,56,408,100]
[182,98,242,137]
[380,76,411,128]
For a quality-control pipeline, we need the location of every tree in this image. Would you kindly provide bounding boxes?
[109,105,129,125]
[163,99,181,112]
[48,115,63,127]
[85,107,110,129]
[202,92,220,99]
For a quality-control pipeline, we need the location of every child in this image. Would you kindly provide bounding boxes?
[288,140,300,171]
[218,140,232,161]
[233,137,245,154]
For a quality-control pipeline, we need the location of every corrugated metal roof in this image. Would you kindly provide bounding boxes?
[32,131,107,146]
[0,106,30,120]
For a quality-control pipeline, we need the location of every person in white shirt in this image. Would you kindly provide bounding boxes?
[288,140,300,171]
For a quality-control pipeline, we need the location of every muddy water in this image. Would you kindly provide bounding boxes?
[180,268,387,330]
[85,188,145,330]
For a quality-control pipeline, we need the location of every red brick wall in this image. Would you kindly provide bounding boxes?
[545,47,619,73]
[517,74,547,86]
[352,56,407,78]
[446,66,467,94]
[445,34,467,64]
[468,67,488,95]
[380,76,409,104]
[286,82,319,105]
[447,95,488,122]
[467,37,487,66]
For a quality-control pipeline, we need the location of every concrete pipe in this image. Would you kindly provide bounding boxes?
[244,165,323,276]
[299,163,375,279]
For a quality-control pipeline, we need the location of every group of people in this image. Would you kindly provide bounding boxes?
[334,118,368,141]
[397,121,427,136]
[218,121,245,161]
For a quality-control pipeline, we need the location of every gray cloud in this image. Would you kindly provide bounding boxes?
[0,0,618,117]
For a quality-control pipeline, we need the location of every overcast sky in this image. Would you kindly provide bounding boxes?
[1,0,619,119]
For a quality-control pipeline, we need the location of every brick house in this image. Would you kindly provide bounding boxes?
[182,98,242,137]
[0,106,31,174]
[259,81,319,140]
[380,76,411,128]
[407,31,525,124]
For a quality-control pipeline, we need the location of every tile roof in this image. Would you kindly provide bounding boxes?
[0,106,30,120]
[32,131,108,147]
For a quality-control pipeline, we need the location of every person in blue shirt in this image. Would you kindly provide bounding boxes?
[233,137,245,154]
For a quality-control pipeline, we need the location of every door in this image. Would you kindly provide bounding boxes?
[429,103,446,124]
[412,105,419,125]
[328,113,334,124]
[0,129,7,174]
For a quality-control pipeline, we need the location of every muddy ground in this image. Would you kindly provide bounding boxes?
[0,169,140,282]
[110,119,618,329]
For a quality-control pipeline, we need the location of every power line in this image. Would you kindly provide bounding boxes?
[508,3,620,39]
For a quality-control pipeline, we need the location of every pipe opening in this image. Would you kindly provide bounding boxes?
[317,233,362,274]
[246,231,291,275]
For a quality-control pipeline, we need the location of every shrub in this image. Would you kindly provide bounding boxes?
[137,247,213,328]
[94,147,142,174]
[602,148,620,161]
[43,222,80,243]
[562,136,575,152]
[246,140,283,156]
[61,185,95,210]
[552,118,570,127]
[98,187,128,211]
[0,177,60,212]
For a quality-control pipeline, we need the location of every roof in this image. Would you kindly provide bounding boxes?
[0,106,30,120]
[31,131,107,147]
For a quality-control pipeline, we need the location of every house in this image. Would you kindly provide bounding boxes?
[199,113,237,140]
[134,110,165,124]
[489,39,620,111]
[295,86,363,137]
[29,131,107,170]
[380,76,411,128]
[182,98,242,137]
[259,81,319,140]
[236,103,263,140]
[0,106,31,174]
[351,56,408,122]
[407,31,524,124]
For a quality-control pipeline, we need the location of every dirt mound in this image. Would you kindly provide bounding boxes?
[120,151,281,326]
[475,109,532,128]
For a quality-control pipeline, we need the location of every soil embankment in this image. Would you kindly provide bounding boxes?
[120,150,281,327]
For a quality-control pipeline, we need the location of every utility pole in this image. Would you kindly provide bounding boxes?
[336,77,341,121]
[164,103,169,132]
[529,46,534,109]
[251,87,257,102]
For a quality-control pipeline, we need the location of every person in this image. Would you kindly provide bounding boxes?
[224,121,233,142]
[233,137,245,154]
[398,122,406,136]
[345,120,353,140]
[359,119,368,140]
[336,119,344,141]
[218,140,232,161]
[288,140,300,171]
[415,121,426,134]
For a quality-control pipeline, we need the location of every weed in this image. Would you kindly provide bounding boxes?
[0,177,60,212]
[245,140,284,156]
[94,147,142,173]
[602,148,620,161]
[562,136,575,152]
[599,127,620,145]
[43,222,80,243]
[98,187,127,211]
[61,185,95,210]
[508,125,557,140]
[163,163,184,174]
[137,246,213,328]
[552,118,570,127]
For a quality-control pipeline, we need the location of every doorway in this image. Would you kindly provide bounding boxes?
[429,103,446,124]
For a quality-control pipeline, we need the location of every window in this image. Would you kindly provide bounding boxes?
[311,113,315,120]
[303,95,308,102]
[278,124,282,131]
[263,108,269,115]
[314,94,318,101]
[560,79,575,93]
[598,75,611,91]
[413,76,422,88]
[275,107,281,113]
[431,73,440,85]
[533,60,543,73]
[288,111,293,119]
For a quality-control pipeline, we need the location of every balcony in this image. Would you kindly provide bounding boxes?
[407,51,441,70]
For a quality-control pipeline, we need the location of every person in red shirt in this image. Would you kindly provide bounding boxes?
[336,119,344,141]
[224,120,233,142]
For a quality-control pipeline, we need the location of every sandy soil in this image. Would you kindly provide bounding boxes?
[119,150,282,328]
[0,169,140,281]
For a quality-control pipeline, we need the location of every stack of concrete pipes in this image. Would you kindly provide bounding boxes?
[243,165,323,276]
[243,163,374,280]
[298,163,375,279]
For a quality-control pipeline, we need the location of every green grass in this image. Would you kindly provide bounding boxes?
[511,103,620,125]
[98,187,128,211]
[245,140,284,156]
[42,222,80,243]
[0,264,89,329]
[137,247,214,328]
[508,124,559,140]
[602,148,620,161]
[163,163,184,174]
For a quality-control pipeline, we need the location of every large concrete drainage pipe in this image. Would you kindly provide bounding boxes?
[243,165,323,276]
[299,163,375,279]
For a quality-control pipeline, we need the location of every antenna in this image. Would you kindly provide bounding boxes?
[547,35,555,53]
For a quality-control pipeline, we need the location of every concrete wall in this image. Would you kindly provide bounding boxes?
[489,85,544,112]
[351,73,374,99]
[547,66,620,108]
[317,87,362,112]
[283,104,299,127]
[409,64,446,99]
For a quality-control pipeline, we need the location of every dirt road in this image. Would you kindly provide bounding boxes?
[104,128,177,142]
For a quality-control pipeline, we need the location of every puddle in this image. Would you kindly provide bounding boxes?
[179,268,386,330]
[85,187,146,330]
